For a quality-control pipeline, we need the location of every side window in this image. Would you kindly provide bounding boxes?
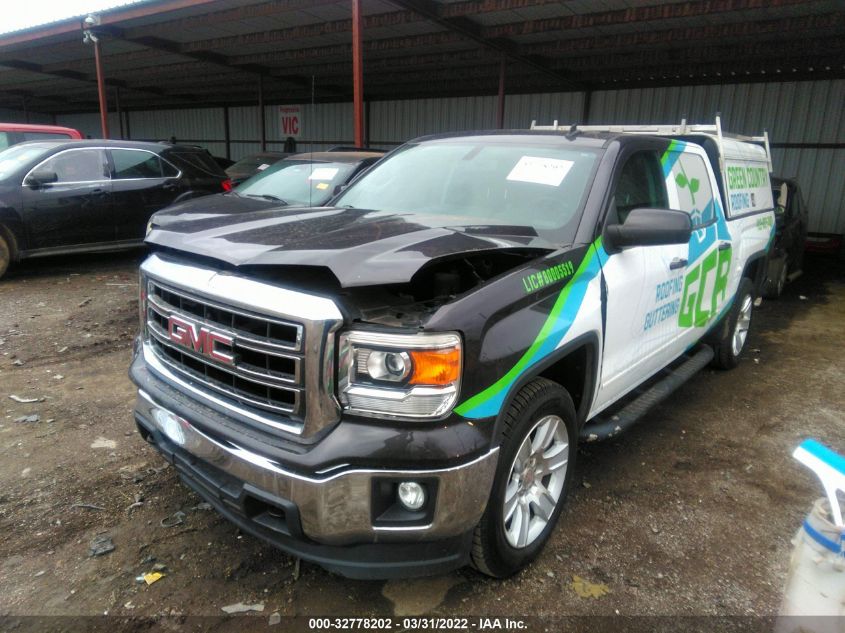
[111,149,164,179]
[161,159,179,178]
[609,150,668,225]
[666,152,715,229]
[38,149,108,183]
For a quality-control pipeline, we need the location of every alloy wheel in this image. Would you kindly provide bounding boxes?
[502,414,569,549]
[732,294,753,356]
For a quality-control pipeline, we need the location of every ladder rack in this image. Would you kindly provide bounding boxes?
[530,116,773,172]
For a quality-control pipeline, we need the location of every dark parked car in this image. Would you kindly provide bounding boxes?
[148,150,385,227]
[764,176,809,298]
[225,151,292,186]
[0,140,231,279]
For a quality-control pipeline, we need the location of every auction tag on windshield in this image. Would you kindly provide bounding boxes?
[307,167,339,181]
[256,163,270,171]
[315,182,329,190]
[507,156,574,187]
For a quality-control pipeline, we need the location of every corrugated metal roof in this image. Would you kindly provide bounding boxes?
[0,0,840,113]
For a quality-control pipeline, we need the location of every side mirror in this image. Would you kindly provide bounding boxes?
[25,170,58,187]
[603,207,692,251]
[333,183,348,196]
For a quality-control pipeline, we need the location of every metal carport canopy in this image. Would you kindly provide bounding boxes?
[0,0,842,135]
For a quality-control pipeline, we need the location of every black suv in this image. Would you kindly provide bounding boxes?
[763,176,809,298]
[0,140,230,279]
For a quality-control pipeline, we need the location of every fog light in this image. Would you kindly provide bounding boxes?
[153,408,185,446]
[397,481,426,511]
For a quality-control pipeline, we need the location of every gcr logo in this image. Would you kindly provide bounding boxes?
[678,246,732,328]
[167,315,235,366]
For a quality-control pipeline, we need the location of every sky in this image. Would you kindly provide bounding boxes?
[1,0,150,35]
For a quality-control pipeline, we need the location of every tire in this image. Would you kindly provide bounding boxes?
[763,258,787,299]
[712,277,754,370]
[0,231,10,280]
[471,377,577,578]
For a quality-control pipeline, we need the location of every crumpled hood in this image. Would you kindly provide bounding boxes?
[146,206,555,287]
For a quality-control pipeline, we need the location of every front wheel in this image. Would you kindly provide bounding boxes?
[471,378,577,577]
[712,277,754,369]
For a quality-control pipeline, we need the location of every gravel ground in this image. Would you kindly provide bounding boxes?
[0,250,842,628]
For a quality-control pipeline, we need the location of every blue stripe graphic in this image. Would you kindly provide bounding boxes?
[803,519,843,554]
[800,439,845,476]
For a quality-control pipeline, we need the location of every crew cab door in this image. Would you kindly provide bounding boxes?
[108,148,186,241]
[662,144,734,352]
[21,148,113,249]
[593,147,691,413]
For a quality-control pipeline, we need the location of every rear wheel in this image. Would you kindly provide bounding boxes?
[471,378,577,577]
[712,277,754,369]
[0,232,10,280]
[764,258,787,299]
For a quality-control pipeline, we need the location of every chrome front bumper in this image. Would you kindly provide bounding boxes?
[135,389,498,546]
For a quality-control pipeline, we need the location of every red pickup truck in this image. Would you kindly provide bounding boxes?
[0,123,83,150]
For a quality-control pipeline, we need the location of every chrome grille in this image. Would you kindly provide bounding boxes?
[140,254,344,438]
[146,280,305,420]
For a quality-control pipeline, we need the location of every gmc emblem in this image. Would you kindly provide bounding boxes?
[167,315,235,366]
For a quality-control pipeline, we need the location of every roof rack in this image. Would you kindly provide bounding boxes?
[530,116,773,172]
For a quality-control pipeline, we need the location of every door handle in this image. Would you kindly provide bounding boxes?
[718,241,731,251]
[669,258,687,270]
[162,183,178,191]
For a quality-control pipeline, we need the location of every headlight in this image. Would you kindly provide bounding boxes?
[338,330,462,420]
[145,218,154,237]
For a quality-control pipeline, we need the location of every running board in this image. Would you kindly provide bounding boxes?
[580,345,715,442]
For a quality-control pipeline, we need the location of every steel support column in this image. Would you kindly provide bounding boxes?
[94,39,110,138]
[352,0,365,147]
[496,57,505,129]
[258,74,266,151]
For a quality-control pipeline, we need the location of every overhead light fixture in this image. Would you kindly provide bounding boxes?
[82,13,100,44]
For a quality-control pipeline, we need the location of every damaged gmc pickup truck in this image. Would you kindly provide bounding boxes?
[131,121,776,578]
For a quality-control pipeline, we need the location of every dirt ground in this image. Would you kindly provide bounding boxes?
[0,250,843,626]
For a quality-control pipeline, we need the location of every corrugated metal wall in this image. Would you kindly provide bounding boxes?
[46,79,845,234]
[56,112,122,138]
[0,107,52,125]
[371,95,498,144]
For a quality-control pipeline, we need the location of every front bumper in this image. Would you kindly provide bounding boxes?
[133,387,498,578]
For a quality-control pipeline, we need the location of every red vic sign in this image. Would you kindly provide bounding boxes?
[279,105,301,138]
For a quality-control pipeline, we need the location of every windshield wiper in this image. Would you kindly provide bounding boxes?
[245,193,288,204]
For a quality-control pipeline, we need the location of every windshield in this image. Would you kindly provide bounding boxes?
[333,140,600,240]
[236,160,357,206]
[0,143,55,179]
